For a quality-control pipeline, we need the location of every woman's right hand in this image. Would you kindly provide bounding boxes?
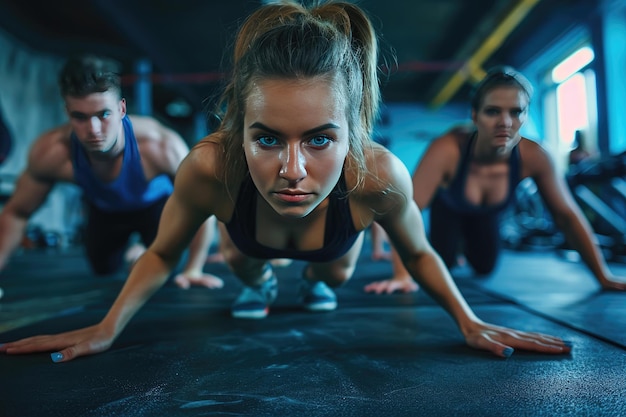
[364,276,419,294]
[0,323,115,363]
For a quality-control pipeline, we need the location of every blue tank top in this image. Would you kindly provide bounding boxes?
[433,132,521,215]
[225,174,360,262]
[71,116,174,212]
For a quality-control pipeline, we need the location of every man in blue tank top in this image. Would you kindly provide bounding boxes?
[0,55,222,289]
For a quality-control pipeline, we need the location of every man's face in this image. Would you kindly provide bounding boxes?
[65,90,126,155]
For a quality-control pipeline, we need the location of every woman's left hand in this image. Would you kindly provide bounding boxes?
[174,271,224,289]
[600,274,626,291]
[463,321,572,358]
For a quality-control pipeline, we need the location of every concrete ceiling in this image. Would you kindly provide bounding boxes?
[0,0,591,128]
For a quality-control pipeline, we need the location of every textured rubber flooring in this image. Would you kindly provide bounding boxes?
[1,246,625,416]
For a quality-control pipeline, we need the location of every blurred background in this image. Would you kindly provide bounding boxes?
[0,0,624,255]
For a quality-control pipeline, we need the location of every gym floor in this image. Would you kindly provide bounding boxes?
[1,241,625,417]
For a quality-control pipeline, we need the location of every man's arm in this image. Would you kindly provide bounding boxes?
[0,171,54,270]
[143,119,224,288]
[0,128,69,271]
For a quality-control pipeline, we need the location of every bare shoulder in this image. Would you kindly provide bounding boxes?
[412,128,466,187]
[129,115,189,171]
[128,115,184,144]
[429,129,464,157]
[346,143,412,220]
[518,137,546,154]
[518,137,553,175]
[28,124,73,179]
[128,114,166,134]
[182,136,224,179]
[363,143,410,186]
[173,134,232,220]
[415,129,464,175]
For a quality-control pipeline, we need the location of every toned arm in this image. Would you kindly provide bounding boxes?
[101,144,222,344]
[371,150,479,332]
[524,139,626,290]
[362,132,460,294]
[134,116,190,179]
[0,141,224,361]
[411,133,460,209]
[370,147,571,356]
[0,133,66,270]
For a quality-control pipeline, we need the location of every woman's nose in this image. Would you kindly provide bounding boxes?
[279,144,306,182]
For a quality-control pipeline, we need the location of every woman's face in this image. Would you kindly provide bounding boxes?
[472,86,528,154]
[243,77,350,219]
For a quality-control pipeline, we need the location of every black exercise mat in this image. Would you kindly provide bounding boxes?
[474,249,626,348]
[2,245,625,416]
[0,247,501,335]
[2,305,623,417]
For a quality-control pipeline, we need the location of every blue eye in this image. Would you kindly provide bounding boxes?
[101,111,112,119]
[258,136,279,147]
[309,136,332,148]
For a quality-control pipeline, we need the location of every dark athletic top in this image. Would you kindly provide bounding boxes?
[433,132,521,215]
[71,116,174,212]
[225,174,360,262]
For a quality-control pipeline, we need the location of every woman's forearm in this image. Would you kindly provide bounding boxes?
[406,251,481,335]
[558,212,611,284]
[100,250,174,337]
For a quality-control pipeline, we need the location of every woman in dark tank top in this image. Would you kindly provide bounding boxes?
[365,67,626,295]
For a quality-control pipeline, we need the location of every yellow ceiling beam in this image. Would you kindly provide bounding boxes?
[430,0,541,108]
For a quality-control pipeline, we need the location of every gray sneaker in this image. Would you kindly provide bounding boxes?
[300,280,337,312]
[231,273,278,319]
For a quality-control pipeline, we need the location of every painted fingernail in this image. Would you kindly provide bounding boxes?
[503,347,514,358]
[50,352,64,363]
